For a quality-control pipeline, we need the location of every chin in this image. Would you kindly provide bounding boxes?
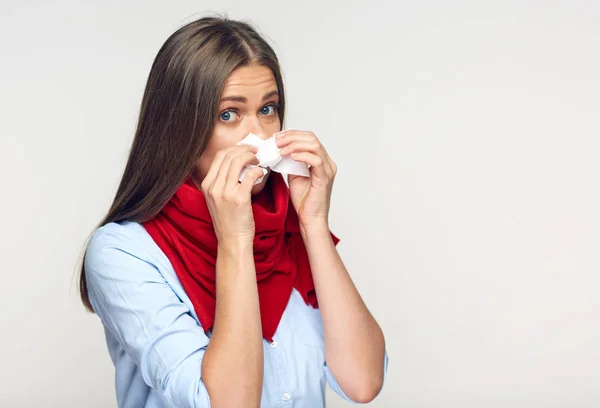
[250,170,271,196]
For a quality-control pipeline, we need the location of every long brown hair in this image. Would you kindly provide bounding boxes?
[78,15,286,312]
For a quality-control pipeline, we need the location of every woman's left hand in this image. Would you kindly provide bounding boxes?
[275,130,337,228]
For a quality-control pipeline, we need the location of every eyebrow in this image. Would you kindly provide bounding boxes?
[220,90,279,103]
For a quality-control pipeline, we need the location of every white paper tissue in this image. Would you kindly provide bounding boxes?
[236,132,310,185]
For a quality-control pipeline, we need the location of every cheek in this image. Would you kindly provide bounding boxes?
[266,116,282,134]
[194,127,237,178]
[195,152,213,180]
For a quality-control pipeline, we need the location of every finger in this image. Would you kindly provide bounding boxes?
[283,140,333,176]
[238,166,267,196]
[326,155,337,175]
[201,148,232,191]
[289,152,329,179]
[274,129,311,138]
[212,145,258,190]
[274,129,315,138]
[318,143,335,171]
[279,140,323,157]
[275,132,317,148]
[203,145,255,189]
[275,131,336,177]
[225,151,260,190]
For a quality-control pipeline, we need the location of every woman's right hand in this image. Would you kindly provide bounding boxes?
[200,144,265,245]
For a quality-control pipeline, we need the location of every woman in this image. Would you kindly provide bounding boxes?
[80,15,388,408]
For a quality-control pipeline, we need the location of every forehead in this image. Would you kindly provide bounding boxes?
[221,65,277,95]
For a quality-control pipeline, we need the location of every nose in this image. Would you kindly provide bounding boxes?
[246,117,270,140]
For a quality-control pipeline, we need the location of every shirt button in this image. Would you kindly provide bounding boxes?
[270,341,278,348]
[282,392,291,401]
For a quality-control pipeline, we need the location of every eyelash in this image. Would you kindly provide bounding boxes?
[219,103,280,124]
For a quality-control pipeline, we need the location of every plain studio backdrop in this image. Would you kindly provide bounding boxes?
[1,0,599,407]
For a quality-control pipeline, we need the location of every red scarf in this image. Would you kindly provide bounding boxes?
[143,172,339,341]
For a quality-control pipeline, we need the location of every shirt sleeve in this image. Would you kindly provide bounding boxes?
[84,225,211,408]
[324,348,389,404]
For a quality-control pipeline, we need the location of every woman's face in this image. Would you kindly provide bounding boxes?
[194,64,281,196]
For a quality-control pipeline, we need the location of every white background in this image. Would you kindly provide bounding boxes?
[1,0,599,407]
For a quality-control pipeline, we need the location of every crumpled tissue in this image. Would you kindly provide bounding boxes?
[236,132,310,185]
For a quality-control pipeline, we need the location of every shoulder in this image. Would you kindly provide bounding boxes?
[87,220,146,250]
[86,221,147,261]
[84,221,164,282]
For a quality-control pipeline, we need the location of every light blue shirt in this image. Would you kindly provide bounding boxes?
[85,221,389,408]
